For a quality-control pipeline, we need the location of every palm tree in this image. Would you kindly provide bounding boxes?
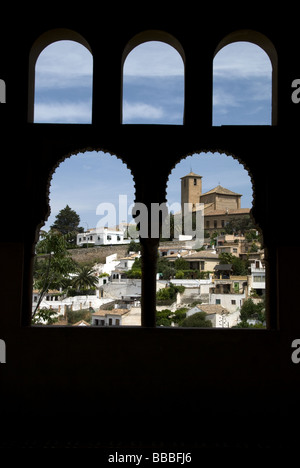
[71,265,98,292]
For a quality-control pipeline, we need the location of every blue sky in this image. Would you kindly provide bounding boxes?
[34,40,272,231]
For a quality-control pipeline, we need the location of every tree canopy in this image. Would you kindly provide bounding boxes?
[218,252,249,276]
[180,311,212,327]
[33,230,78,316]
[50,205,83,243]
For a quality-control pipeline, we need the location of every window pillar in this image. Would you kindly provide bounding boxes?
[140,237,159,327]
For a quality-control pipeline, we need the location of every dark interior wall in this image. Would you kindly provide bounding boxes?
[0,9,299,448]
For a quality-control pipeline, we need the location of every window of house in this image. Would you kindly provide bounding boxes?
[122,39,184,124]
[213,41,273,125]
[33,40,93,123]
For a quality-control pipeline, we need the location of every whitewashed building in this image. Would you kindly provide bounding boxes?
[248,259,266,296]
[77,227,129,246]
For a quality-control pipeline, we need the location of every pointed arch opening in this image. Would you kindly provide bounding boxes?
[157,151,266,329]
[31,150,141,327]
[122,31,185,124]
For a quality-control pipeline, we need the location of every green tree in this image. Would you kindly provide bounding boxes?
[127,241,141,253]
[33,230,77,317]
[238,298,265,325]
[224,216,255,235]
[126,257,142,278]
[156,309,172,326]
[180,311,212,327]
[157,257,176,279]
[174,257,189,271]
[50,205,83,244]
[32,308,59,325]
[156,283,185,304]
[218,252,249,276]
[71,265,99,292]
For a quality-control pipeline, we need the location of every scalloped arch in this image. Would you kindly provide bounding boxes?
[35,147,137,241]
[164,149,261,238]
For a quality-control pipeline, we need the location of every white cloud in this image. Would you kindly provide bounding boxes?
[123,41,184,77]
[35,40,93,89]
[34,101,92,123]
[213,42,272,79]
[214,42,272,79]
[123,101,164,122]
[213,89,240,109]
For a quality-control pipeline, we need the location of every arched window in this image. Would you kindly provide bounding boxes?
[28,29,93,123]
[213,32,277,126]
[122,33,185,124]
[32,151,140,326]
[160,151,265,329]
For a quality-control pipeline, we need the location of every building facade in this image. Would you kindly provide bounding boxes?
[77,227,127,246]
[181,172,251,233]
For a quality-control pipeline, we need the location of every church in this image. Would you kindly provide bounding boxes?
[181,171,251,233]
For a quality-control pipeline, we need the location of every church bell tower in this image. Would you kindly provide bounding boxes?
[180,172,202,212]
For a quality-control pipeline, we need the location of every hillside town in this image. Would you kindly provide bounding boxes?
[32,172,265,328]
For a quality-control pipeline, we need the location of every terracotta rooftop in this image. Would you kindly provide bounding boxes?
[180,172,202,179]
[93,309,129,316]
[201,185,242,197]
[184,250,218,259]
[196,304,230,315]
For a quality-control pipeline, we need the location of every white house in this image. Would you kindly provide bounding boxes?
[186,304,240,328]
[110,253,141,281]
[76,227,129,246]
[209,291,246,314]
[248,259,266,297]
[91,308,130,326]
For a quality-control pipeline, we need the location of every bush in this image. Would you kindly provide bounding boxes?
[66,308,93,324]
[67,288,96,297]
[32,308,59,325]
[156,309,172,326]
[172,308,187,324]
[239,298,265,323]
[156,283,184,305]
[180,311,212,328]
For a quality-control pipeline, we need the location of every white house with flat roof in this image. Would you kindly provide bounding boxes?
[77,227,130,246]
